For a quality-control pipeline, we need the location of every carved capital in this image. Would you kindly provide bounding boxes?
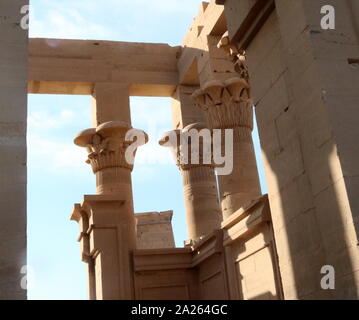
[159,123,215,171]
[192,77,253,130]
[74,121,148,173]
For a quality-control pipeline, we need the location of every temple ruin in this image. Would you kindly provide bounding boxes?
[1,0,359,300]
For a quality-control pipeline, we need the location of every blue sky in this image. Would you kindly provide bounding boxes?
[27,0,267,300]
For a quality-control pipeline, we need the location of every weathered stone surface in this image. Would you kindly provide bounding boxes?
[28,38,181,97]
[222,0,359,300]
[135,211,175,250]
[0,0,28,300]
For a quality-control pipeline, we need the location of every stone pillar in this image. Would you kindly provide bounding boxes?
[91,83,132,127]
[171,85,206,129]
[72,121,147,300]
[0,0,28,300]
[192,77,261,219]
[159,123,222,242]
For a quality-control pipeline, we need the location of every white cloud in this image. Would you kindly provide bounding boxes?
[28,133,88,171]
[29,0,204,41]
[28,108,76,130]
[27,103,91,172]
[107,0,203,14]
[29,2,115,40]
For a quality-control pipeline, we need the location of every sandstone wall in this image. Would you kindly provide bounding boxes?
[223,0,359,299]
[0,0,28,300]
[135,211,176,250]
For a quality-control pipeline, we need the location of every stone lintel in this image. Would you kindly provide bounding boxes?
[28,80,177,97]
[28,38,180,96]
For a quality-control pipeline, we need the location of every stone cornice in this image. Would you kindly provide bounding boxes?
[135,211,174,226]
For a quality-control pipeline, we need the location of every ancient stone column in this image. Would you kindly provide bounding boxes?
[159,122,222,242]
[72,121,147,300]
[192,78,261,219]
[76,121,140,195]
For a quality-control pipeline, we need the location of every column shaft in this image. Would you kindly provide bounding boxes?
[96,166,133,197]
[219,127,261,219]
[160,123,222,242]
[182,166,221,240]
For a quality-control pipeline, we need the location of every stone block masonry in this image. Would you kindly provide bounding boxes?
[0,0,28,300]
